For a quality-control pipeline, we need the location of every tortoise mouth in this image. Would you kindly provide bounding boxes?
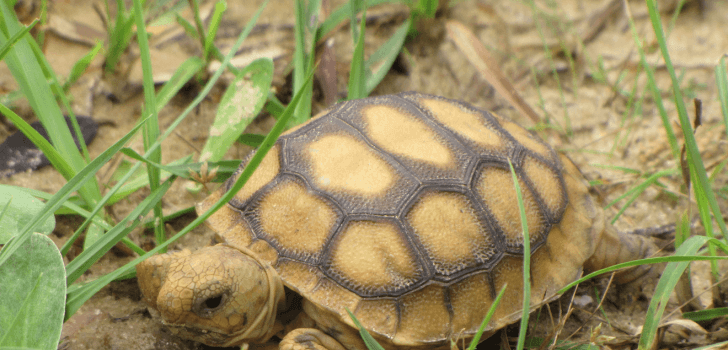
[162,321,241,347]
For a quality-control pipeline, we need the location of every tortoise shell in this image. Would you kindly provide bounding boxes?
[198,92,603,346]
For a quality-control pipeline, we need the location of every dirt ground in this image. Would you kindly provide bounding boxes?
[1,0,728,349]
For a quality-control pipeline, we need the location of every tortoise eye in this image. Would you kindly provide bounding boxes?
[194,293,227,317]
[204,295,223,309]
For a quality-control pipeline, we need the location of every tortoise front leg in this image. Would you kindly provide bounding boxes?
[280,329,348,350]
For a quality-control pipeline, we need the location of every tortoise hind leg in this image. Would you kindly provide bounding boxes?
[280,329,349,350]
[585,224,659,284]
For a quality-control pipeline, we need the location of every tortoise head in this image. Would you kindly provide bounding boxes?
[136,244,285,347]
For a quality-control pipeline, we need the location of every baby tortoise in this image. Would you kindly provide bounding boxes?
[137,92,656,349]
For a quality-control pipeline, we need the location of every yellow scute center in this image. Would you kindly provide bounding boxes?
[475,166,544,246]
[419,98,504,151]
[406,191,495,275]
[257,180,337,257]
[363,105,452,167]
[329,221,420,293]
[307,135,394,195]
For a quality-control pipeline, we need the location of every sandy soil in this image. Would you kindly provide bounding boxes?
[1,0,727,349]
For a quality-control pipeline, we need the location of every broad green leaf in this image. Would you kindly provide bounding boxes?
[0,233,65,349]
[0,185,55,244]
[199,58,273,163]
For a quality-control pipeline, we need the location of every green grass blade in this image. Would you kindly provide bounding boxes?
[638,235,707,349]
[345,309,386,350]
[290,0,319,127]
[682,307,728,323]
[105,2,134,72]
[0,18,37,61]
[715,56,728,138]
[65,176,175,284]
[364,19,409,95]
[156,57,206,107]
[63,42,103,91]
[315,0,395,42]
[89,0,264,221]
[119,149,194,178]
[347,2,367,100]
[1,0,106,246]
[644,1,726,281]
[64,55,313,319]
[466,284,508,350]
[507,160,530,350]
[0,112,149,268]
[203,1,226,61]
[132,0,164,249]
[0,105,75,179]
[0,2,86,179]
[693,340,728,350]
[625,3,680,161]
[605,169,677,224]
[7,186,112,231]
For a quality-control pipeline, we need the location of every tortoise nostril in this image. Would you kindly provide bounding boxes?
[204,295,223,309]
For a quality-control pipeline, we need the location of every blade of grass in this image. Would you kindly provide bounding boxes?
[605,169,677,224]
[0,105,75,179]
[525,0,570,135]
[0,112,150,268]
[644,1,727,293]
[63,42,103,91]
[203,1,226,62]
[1,0,107,246]
[345,309,386,350]
[347,0,367,100]
[65,176,175,284]
[638,234,707,349]
[289,0,319,127]
[0,18,37,61]
[65,0,270,294]
[557,235,728,294]
[466,284,508,350]
[3,185,144,256]
[0,2,91,182]
[52,52,202,255]
[508,159,530,350]
[715,56,728,138]
[65,55,313,318]
[624,2,680,161]
[105,0,135,72]
[315,0,395,42]
[682,307,728,323]
[132,0,164,250]
[364,18,409,95]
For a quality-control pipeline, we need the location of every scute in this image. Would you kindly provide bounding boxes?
[249,175,342,264]
[200,92,604,347]
[474,164,547,251]
[324,219,424,296]
[335,95,474,183]
[283,115,418,215]
[405,190,497,277]
[402,94,508,157]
